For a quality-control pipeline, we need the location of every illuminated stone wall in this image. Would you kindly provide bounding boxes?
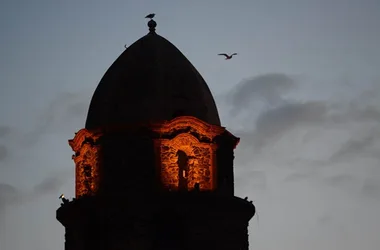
[69,129,103,198]
[156,133,215,191]
[68,116,239,197]
[150,116,239,193]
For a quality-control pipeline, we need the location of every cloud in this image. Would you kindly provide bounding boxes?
[236,170,267,191]
[283,172,316,183]
[0,172,69,212]
[0,145,8,161]
[233,101,330,163]
[35,92,89,132]
[228,74,380,161]
[330,102,380,124]
[318,214,333,225]
[0,183,21,211]
[362,178,380,200]
[228,73,297,114]
[238,100,380,154]
[228,74,380,213]
[0,125,11,138]
[21,91,90,146]
[0,183,23,246]
[0,126,11,162]
[0,169,71,245]
[324,174,357,190]
[330,127,380,162]
[252,101,328,150]
[33,175,67,195]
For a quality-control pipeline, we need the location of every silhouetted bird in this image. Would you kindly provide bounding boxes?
[145,13,155,19]
[218,53,237,60]
[59,194,69,204]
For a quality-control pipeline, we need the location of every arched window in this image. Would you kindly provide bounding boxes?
[176,150,189,191]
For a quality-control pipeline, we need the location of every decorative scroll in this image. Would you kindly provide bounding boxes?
[156,133,215,191]
[69,129,103,198]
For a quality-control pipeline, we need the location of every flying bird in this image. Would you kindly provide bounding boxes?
[145,13,155,19]
[218,53,237,60]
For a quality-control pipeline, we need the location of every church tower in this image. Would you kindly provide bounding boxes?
[57,19,255,250]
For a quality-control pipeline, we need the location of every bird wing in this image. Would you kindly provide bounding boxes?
[231,53,238,56]
[145,14,153,18]
[218,53,228,57]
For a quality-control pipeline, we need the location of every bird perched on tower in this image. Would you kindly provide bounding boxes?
[218,53,238,60]
[145,13,155,19]
[59,194,69,204]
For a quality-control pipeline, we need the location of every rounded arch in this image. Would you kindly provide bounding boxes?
[170,133,199,156]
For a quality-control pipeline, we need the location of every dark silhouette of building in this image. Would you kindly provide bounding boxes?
[57,19,255,250]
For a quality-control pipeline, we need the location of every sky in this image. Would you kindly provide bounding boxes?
[0,0,380,249]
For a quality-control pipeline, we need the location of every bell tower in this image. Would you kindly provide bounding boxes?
[57,19,255,250]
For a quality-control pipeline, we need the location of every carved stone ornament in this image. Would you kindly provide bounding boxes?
[69,129,103,197]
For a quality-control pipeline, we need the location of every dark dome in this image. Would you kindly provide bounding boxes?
[85,22,220,129]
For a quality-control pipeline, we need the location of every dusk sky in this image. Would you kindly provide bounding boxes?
[1,0,380,249]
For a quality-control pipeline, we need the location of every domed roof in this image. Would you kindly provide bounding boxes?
[85,20,221,130]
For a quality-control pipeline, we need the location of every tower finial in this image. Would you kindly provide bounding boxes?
[148,19,157,33]
[145,13,156,33]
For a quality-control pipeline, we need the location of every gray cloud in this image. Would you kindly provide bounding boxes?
[283,172,316,183]
[0,183,21,211]
[0,170,72,247]
[324,174,356,190]
[362,178,380,200]
[238,101,380,154]
[228,73,297,114]
[318,214,333,225]
[22,91,90,146]
[0,126,11,162]
[229,74,380,159]
[330,128,380,162]
[0,125,11,138]
[236,170,267,191]
[0,183,23,246]
[33,175,67,195]
[35,92,89,131]
[252,101,328,149]
[0,145,8,161]
[330,103,380,124]
[229,74,380,216]
[233,100,329,163]
[66,101,89,117]
[0,172,70,212]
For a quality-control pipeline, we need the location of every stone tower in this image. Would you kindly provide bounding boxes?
[57,19,255,250]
